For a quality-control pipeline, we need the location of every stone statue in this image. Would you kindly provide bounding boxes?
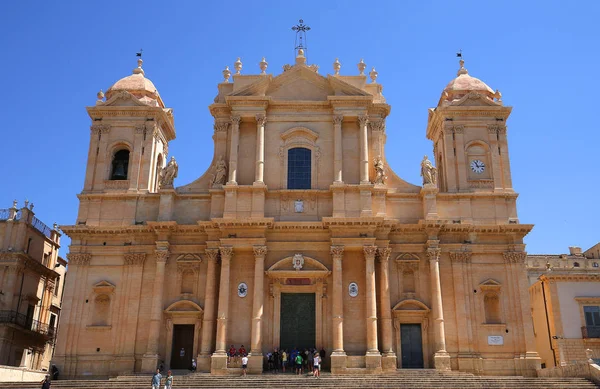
[212,156,227,186]
[159,156,178,188]
[373,155,387,184]
[420,155,437,186]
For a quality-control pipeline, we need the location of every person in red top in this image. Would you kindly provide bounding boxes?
[228,345,236,365]
[238,345,247,357]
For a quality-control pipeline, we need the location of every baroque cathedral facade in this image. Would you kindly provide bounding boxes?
[54,49,540,377]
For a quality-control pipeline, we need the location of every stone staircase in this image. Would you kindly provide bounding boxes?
[2,369,598,389]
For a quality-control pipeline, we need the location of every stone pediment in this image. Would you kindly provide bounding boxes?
[99,91,150,107]
[92,280,116,295]
[164,300,204,314]
[266,254,330,279]
[228,65,371,101]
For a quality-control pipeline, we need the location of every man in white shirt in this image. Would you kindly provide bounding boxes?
[241,355,249,377]
[313,353,320,378]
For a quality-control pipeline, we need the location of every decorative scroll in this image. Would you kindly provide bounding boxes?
[67,253,91,266]
[124,253,146,266]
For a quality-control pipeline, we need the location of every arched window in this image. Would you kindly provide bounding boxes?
[287,147,311,189]
[403,270,416,293]
[110,149,130,180]
[181,270,195,294]
[484,293,501,324]
[92,294,111,326]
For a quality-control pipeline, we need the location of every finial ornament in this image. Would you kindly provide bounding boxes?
[222,66,231,83]
[259,57,268,74]
[358,59,366,75]
[457,59,468,76]
[234,57,242,75]
[133,58,145,75]
[494,89,503,102]
[12,200,17,209]
[97,89,104,101]
[333,58,341,75]
[369,67,378,83]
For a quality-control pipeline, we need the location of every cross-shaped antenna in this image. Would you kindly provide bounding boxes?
[136,49,143,58]
[291,19,310,53]
[456,49,463,59]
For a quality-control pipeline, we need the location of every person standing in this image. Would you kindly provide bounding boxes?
[295,352,303,375]
[151,369,162,389]
[164,370,173,389]
[241,354,249,377]
[40,375,51,389]
[313,353,321,378]
[281,349,287,373]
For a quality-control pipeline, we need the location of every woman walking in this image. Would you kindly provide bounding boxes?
[164,370,173,389]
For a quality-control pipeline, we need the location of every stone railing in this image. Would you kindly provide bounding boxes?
[31,216,52,238]
[537,362,600,385]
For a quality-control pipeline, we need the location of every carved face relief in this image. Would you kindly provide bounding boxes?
[293,254,304,270]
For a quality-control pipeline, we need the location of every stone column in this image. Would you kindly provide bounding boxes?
[364,246,381,371]
[249,245,267,373]
[377,248,397,370]
[199,249,219,370]
[254,114,266,184]
[358,115,370,184]
[211,246,233,373]
[2,265,20,310]
[141,248,169,372]
[333,115,343,183]
[426,242,451,370]
[330,245,346,373]
[228,116,241,184]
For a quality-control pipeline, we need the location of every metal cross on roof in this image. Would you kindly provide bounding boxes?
[292,19,310,52]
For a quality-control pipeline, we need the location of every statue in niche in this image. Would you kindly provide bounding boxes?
[373,155,387,184]
[159,156,178,188]
[420,155,437,186]
[212,156,227,186]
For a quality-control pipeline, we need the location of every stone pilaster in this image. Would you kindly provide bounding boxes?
[199,249,219,371]
[333,115,344,183]
[254,114,266,184]
[330,245,346,373]
[141,248,169,372]
[377,248,397,371]
[227,116,241,184]
[427,241,451,370]
[249,245,267,373]
[211,246,233,373]
[358,115,370,184]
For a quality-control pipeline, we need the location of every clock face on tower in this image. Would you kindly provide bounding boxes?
[470,160,485,174]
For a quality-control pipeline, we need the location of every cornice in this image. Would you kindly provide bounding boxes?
[210,218,274,229]
[322,217,385,228]
[541,273,600,282]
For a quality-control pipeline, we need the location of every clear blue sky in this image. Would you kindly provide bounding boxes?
[1,1,598,255]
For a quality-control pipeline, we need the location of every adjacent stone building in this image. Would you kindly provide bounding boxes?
[528,245,600,368]
[54,49,540,377]
[0,201,65,371]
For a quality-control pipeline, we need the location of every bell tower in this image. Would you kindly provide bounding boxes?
[426,59,512,194]
[82,58,176,196]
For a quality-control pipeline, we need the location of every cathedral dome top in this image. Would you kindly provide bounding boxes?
[442,59,494,100]
[105,59,165,107]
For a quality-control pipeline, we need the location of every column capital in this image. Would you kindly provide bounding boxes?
[330,245,345,258]
[363,245,378,259]
[358,114,369,126]
[255,114,267,126]
[449,251,472,263]
[253,245,268,258]
[231,115,241,125]
[503,251,527,264]
[154,250,169,264]
[368,119,385,132]
[377,247,392,262]
[213,122,229,133]
[67,253,92,266]
[333,115,343,125]
[219,246,233,261]
[205,248,220,262]
[125,253,147,266]
[426,248,441,262]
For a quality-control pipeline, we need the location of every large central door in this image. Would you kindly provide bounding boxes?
[170,324,194,369]
[280,293,315,350]
[400,324,424,368]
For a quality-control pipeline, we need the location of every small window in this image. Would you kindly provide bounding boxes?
[110,149,130,180]
[584,306,600,327]
[573,262,580,268]
[287,147,311,189]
